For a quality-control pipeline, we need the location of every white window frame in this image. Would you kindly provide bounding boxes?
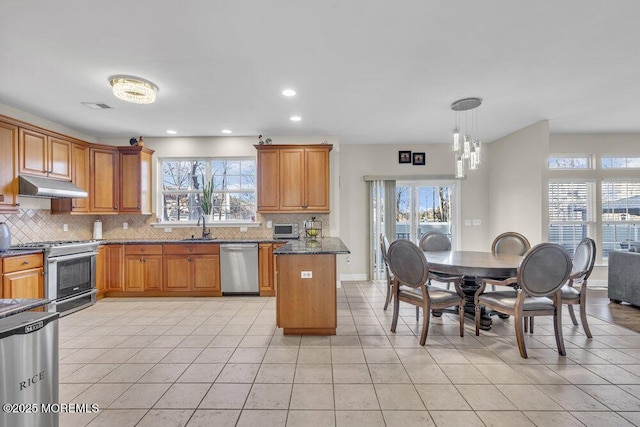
[156,156,257,227]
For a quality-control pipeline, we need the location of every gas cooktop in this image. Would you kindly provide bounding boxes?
[11,240,97,249]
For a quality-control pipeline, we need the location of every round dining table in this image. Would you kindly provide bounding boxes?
[424,250,523,330]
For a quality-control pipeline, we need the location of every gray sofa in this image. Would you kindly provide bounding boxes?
[608,249,640,306]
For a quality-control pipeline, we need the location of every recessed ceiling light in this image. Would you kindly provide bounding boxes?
[166,129,177,135]
[221,129,232,134]
[290,116,302,122]
[282,89,296,97]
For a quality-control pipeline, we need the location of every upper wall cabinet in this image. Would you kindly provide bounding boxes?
[0,121,19,213]
[18,128,72,181]
[89,146,119,213]
[256,144,332,213]
[119,146,153,215]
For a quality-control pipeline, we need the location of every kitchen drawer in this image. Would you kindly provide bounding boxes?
[163,243,220,255]
[3,253,44,273]
[124,244,163,255]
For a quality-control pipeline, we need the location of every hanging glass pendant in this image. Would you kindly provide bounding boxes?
[452,128,460,152]
[473,140,481,164]
[455,154,465,178]
[463,135,471,159]
[469,148,479,170]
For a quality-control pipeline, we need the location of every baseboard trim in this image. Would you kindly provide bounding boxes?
[339,273,368,281]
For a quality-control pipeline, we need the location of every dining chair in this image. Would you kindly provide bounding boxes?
[419,230,452,252]
[490,232,530,291]
[387,239,465,345]
[419,230,452,290]
[529,237,596,338]
[474,242,572,358]
[380,233,393,311]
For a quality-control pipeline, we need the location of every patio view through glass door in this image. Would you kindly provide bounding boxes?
[396,182,456,244]
[370,180,457,280]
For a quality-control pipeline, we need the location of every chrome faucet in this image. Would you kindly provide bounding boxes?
[197,214,211,239]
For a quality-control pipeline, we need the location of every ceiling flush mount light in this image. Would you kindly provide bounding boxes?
[221,129,232,134]
[166,129,177,135]
[451,97,482,178]
[109,75,158,104]
[290,115,302,122]
[282,89,296,97]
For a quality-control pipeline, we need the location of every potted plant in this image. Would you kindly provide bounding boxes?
[200,176,214,221]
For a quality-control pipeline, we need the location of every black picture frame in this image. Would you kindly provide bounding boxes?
[412,152,426,166]
[399,150,412,164]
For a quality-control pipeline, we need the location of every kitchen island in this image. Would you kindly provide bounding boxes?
[274,237,349,335]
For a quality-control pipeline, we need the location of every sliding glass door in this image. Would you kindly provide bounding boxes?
[370,179,458,279]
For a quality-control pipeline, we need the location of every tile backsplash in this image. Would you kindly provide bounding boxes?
[0,210,330,244]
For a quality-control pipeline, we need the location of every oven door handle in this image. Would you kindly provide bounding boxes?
[51,288,98,304]
[47,251,98,263]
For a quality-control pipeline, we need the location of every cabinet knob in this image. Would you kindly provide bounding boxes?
[141,248,145,252]
[139,257,143,262]
[187,257,193,262]
[23,260,29,265]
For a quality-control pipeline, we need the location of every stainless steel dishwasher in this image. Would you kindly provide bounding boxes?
[220,243,259,295]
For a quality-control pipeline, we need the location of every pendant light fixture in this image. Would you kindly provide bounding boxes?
[109,75,158,104]
[451,97,482,178]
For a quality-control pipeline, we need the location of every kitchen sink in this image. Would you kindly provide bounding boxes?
[182,237,217,241]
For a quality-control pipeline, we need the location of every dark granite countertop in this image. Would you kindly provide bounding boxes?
[0,299,51,319]
[0,249,44,258]
[274,237,350,255]
[97,239,295,245]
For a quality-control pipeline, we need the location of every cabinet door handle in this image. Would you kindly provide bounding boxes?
[187,257,193,262]
[139,257,143,262]
[141,248,145,252]
[23,261,29,265]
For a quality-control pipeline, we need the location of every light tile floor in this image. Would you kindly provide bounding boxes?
[57,281,640,426]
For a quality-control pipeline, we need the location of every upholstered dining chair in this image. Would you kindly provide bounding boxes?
[419,230,452,289]
[529,237,596,338]
[419,230,452,252]
[491,232,531,257]
[474,243,572,358]
[380,233,393,311]
[387,239,465,345]
[490,232,531,291]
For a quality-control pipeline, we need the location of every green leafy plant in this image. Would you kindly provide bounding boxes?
[200,176,214,215]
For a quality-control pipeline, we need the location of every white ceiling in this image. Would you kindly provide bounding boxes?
[1,1,638,145]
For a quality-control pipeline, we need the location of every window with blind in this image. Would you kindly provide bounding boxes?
[602,181,640,256]
[548,181,594,254]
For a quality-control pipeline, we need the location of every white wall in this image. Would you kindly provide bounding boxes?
[338,143,492,279]
[487,121,549,245]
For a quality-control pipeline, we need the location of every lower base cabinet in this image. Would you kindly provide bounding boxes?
[124,245,163,291]
[162,244,221,295]
[276,253,337,335]
[258,242,285,296]
[1,253,44,299]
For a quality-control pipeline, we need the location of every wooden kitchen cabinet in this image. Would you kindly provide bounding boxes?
[96,245,107,298]
[89,146,119,213]
[256,148,280,211]
[51,142,90,213]
[124,244,163,291]
[18,128,72,181]
[162,244,221,295]
[0,120,19,213]
[258,242,284,296]
[275,253,337,334]
[119,146,154,214]
[256,144,332,213]
[105,244,124,291]
[2,253,44,299]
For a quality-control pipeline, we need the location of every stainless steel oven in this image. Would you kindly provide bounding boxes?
[47,249,97,316]
[11,241,100,316]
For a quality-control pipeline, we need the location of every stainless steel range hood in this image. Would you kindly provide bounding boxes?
[19,175,88,199]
